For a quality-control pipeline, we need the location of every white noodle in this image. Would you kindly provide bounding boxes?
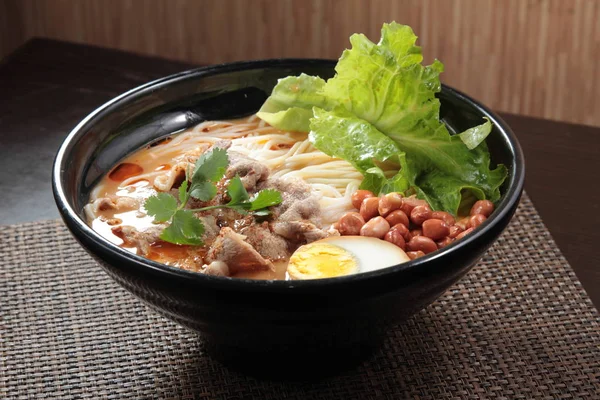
[93,116,398,226]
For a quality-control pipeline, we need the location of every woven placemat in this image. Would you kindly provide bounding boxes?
[1,194,599,400]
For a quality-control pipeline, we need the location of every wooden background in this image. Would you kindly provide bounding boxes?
[1,0,599,127]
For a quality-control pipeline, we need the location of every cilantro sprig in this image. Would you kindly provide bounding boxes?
[144,148,282,245]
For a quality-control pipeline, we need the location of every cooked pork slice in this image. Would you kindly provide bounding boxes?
[205,227,274,275]
[279,195,321,223]
[226,151,270,191]
[92,196,140,213]
[212,139,232,150]
[271,220,334,244]
[203,261,230,277]
[172,143,211,164]
[154,143,214,192]
[111,225,164,255]
[262,177,321,223]
[240,223,289,261]
[154,161,188,191]
[198,215,220,243]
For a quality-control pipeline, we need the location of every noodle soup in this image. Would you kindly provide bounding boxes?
[86,114,494,280]
[85,22,505,281]
[86,116,403,279]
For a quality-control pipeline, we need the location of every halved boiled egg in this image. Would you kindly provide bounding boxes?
[287,236,410,280]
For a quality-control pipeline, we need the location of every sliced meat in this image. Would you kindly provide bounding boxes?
[186,148,270,209]
[240,223,289,261]
[172,143,212,164]
[202,261,230,277]
[111,225,164,255]
[154,161,188,191]
[205,227,274,275]
[279,195,320,223]
[226,151,270,191]
[92,196,139,213]
[154,143,212,191]
[261,177,321,223]
[198,215,220,243]
[212,139,232,150]
[271,220,333,245]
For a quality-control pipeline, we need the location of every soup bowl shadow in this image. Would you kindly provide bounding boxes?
[52,59,524,374]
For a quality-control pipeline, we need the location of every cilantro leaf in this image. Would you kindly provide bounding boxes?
[192,147,228,183]
[145,193,178,223]
[188,148,228,202]
[178,180,189,204]
[249,189,282,211]
[227,175,250,205]
[225,176,282,213]
[189,181,217,201]
[159,210,204,245]
[145,148,284,247]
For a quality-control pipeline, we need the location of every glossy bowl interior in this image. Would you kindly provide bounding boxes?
[53,59,524,375]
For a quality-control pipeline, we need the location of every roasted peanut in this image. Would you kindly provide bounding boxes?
[436,237,454,249]
[385,209,410,228]
[468,214,487,229]
[337,212,365,235]
[422,219,450,241]
[455,227,474,240]
[403,196,428,208]
[407,250,425,260]
[360,216,390,239]
[351,190,375,209]
[390,223,410,241]
[431,211,455,226]
[448,225,464,239]
[399,196,426,216]
[378,192,403,217]
[360,197,380,221]
[410,205,432,226]
[410,228,422,239]
[406,235,437,254]
[470,199,494,217]
[455,218,469,230]
[400,202,415,216]
[384,229,406,250]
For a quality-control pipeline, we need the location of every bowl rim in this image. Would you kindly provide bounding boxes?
[53,58,525,291]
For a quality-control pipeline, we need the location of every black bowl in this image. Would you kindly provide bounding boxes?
[53,59,524,377]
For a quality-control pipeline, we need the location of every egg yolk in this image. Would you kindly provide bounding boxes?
[287,243,358,280]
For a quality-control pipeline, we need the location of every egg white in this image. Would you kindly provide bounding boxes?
[319,236,410,273]
[287,236,410,280]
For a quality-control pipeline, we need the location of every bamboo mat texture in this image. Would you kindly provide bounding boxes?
[1,194,599,399]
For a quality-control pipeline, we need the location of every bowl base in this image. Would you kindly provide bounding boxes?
[204,338,382,381]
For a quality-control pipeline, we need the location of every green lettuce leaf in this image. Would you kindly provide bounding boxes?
[322,31,443,135]
[309,107,409,194]
[458,117,492,150]
[309,107,401,172]
[256,74,333,132]
[257,22,508,215]
[387,118,506,212]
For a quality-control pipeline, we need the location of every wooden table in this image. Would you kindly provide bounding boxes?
[1,39,598,307]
